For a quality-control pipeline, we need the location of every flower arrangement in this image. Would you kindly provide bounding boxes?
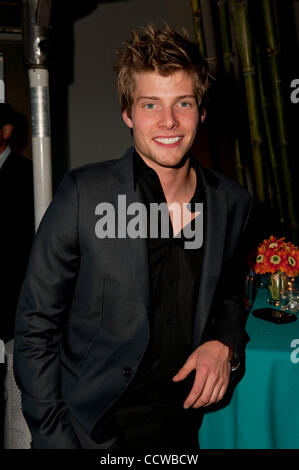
[254,235,299,277]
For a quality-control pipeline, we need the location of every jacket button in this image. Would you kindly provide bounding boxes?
[123,366,133,378]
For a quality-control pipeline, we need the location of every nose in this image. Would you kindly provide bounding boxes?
[158,106,178,130]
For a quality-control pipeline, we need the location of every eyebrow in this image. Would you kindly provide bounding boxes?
[137,94,196,101]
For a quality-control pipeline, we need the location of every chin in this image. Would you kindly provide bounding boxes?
[155,152,190,169]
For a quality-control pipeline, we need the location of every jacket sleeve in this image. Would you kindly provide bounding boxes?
[13,172,81,449]
[200,193,254,366]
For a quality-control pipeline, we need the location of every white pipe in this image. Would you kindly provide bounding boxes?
[0,52,4,102]
[29,68,52,231]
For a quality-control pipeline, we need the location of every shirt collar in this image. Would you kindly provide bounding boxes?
[133,149,155,190]
[133,148,205,202]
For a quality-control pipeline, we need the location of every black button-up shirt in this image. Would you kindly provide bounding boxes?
[98,151,205,449]
[132,151,205,385]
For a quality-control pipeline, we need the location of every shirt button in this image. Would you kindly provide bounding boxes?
[122,366,133,378]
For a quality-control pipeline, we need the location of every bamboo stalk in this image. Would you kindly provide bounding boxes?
[234,138,246,187]
[255,42,286,230]
[261,0,298,240]
[190,0,224,171]
[216,0,247,186]
[190,0,207,57]
[266,161,275,215]
[216,0,234,76]
[228,0,266,203]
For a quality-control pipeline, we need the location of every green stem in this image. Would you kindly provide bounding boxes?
[229,0,266,203]
[216,0,234,75]
[217,0,246,186]
[190,0,207,57]
[261,0,298,239]
[256,43,286,229]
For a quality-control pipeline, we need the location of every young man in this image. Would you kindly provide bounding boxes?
[14,25,252,450]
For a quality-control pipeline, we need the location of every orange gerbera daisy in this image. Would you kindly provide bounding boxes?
[253,235,299,277]
[281,248,299,277]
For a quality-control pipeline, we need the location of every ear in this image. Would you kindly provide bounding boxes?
[200,108,207,124]
[122,110,133,129]
[2,123,13,139]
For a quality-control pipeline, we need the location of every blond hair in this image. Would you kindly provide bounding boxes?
[114,24,211,116]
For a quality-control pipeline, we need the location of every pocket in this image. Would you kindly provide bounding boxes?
[62,280,138,383]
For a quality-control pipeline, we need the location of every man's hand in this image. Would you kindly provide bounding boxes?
[172,340,231,409]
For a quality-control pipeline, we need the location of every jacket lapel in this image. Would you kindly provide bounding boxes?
[193,165,228,347]
[110,148,151,313]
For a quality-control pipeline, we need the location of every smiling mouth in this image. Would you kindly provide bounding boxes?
[153,136,183,145]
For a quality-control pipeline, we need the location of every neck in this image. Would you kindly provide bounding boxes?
[155,159,196,205]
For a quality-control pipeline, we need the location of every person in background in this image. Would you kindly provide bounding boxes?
[14,25,252,450]
[0,102,34,448]
[0,102,34,344]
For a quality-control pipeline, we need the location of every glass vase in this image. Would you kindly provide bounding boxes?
[267,272,287,305]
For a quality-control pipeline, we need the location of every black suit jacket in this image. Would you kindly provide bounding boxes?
[13,148,252,449]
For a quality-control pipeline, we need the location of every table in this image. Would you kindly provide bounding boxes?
[198,288,299,449]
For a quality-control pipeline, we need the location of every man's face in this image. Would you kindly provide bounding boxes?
[122,70,204,171]
[0,124,13,153]
[0,128,4,150]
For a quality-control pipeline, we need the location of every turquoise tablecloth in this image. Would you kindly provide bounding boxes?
[198,288,299,449]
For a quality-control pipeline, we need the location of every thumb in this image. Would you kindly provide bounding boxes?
[172,355,196,382]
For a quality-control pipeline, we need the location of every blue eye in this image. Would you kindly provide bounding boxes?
[178,101,191,108]
[144,103,156,110]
